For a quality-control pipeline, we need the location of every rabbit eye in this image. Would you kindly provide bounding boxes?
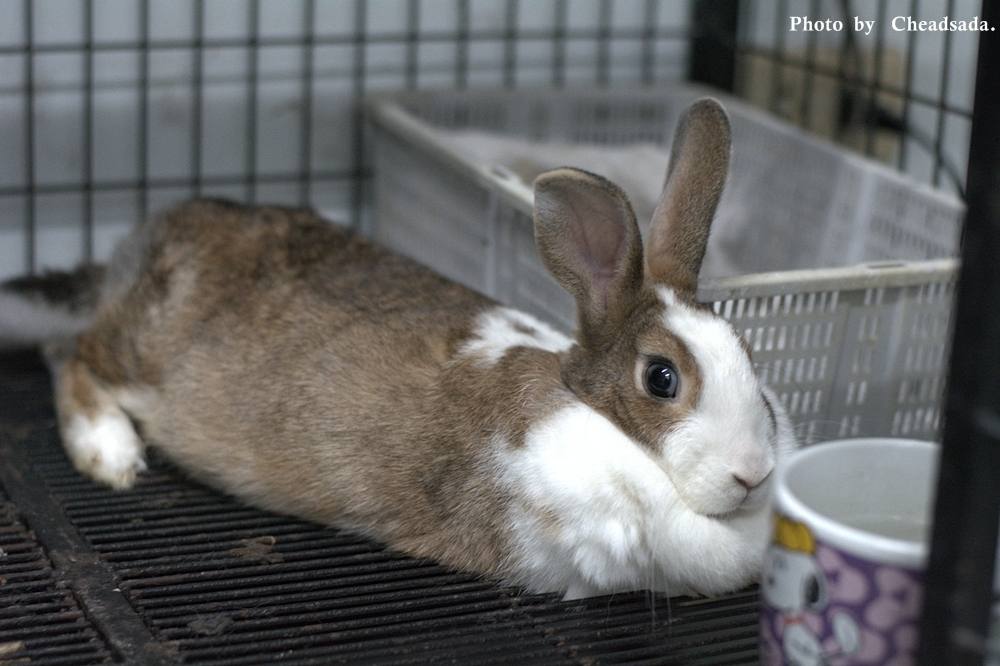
[644,360,679,400]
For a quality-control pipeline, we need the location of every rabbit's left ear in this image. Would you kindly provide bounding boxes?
[533,168,643,343]
[645,98,731,296]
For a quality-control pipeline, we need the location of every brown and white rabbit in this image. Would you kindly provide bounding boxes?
[1,99,796,599]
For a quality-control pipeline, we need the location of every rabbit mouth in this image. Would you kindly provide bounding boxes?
[705,503,761,521]
[706,509,738,519]
[639,437,766,519]
[694,483,768,520]
[649,456,744,518]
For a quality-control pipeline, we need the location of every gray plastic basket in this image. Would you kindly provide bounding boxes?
[365,85,962,444]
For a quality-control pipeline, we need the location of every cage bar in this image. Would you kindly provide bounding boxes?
[82,0,94,261]
[639,0,658,85]
[551,0,567,88]
[503,0,518,88]
[798,0,820,130]
[137,0,150,221]
[299,0,316,205]
[898,0,918,172]
[22,0,35,273]
[245,0,260,204]
[349,0,367,229]
[191,0,204,196]
[455,0,469,89]
[932,0,956,189]
[689,0,738,92]
[918,3,1000,660]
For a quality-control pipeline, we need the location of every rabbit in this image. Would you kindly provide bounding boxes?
[0,98,797,600]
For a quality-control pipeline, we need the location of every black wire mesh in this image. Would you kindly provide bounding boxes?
[2,1,981,276]
[0,0,691,275]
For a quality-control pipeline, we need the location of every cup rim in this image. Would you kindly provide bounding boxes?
[773,437,938,569]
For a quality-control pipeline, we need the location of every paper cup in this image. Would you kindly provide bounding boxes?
[759,438,938,665]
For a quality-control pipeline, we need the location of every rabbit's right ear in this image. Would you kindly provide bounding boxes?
[533,168,643,344]
[645,98,731,297]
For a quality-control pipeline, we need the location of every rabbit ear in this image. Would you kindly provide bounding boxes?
[645,98,731,296]
[533,168,643,343]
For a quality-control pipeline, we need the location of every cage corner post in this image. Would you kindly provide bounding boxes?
[687,0,739,93]
[917,8,1000,664]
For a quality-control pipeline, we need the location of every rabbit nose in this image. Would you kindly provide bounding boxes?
[733,469,772,491]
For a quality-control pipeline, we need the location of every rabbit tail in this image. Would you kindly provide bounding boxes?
[0,265,105,348]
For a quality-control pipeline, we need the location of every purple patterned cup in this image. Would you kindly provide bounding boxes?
[760,438,938,666]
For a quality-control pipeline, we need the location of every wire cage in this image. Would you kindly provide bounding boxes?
[1,0,696,277]
[0,1,996,664]
[0,0,981,276]
[734,0,977,197]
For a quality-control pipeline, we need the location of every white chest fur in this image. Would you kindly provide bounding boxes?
[499,403,772,599]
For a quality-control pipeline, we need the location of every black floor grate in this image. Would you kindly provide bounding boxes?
[0,351,759,665]
[0,484,115,665]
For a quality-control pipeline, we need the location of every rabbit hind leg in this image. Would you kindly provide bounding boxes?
[53,354,147,490]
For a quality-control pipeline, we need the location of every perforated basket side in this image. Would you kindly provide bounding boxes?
[708,268,956,443]
[368,86,964,274]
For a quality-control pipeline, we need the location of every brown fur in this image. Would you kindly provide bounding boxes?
[56,357,104,420]
[59,199,581,577]
[560,289,705,451]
